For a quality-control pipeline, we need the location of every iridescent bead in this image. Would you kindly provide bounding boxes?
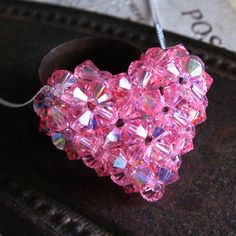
[34,44,213,202]
[51,132,66,150]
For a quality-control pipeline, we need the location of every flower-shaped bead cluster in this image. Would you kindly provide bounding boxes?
[34,44,213,201]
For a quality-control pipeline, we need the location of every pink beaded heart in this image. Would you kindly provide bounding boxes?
[33,44,213,201]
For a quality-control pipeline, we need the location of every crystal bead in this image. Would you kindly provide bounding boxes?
[51,132,66,150]
[34,44,213,202]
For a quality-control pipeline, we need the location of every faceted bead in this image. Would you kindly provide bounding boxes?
[166,44,190,74]
[175,126,196,155]
[71,110,97,131]
[72,132,100,157]
[110,73,135,118]
[140,182,164,202]
[51,132,66,150]
[103,148,132,186]
[34,43,213,202]
[157,166,180,185]
[166,44,189,59]
[131,164,157,191]
[142,47,170,67]
[113,154,127,169]
[202,71,213,90]
[47,70,70,87]
[153,138,174,157]
[159,167,173,182]
[128,142,146,166]
[103,127,122,149]
[74,60,99,81]
[139,89,163,114]
[33,86,53,117]
[152,160,180,186]
[190,72,213,101]
[46,105,68,131]
[128,63,162,90]
[110,73,132,99]
[82,153,103,170]
[162,83,183,107]
[96,101,118,125]
[175,101,206,126]
[186,56,203,77]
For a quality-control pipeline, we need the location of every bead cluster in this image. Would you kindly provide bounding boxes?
[34,44,213,201]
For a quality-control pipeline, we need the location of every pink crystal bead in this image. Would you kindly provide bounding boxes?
[33,44,213,202]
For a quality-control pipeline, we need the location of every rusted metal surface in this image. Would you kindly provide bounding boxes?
[0,1,235,235]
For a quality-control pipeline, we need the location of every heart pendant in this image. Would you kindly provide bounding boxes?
[34,39,213,202]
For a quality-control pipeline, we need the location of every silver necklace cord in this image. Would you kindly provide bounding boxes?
[149,0,167,49]
[0,1,166,108]
[0,87,44,108]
